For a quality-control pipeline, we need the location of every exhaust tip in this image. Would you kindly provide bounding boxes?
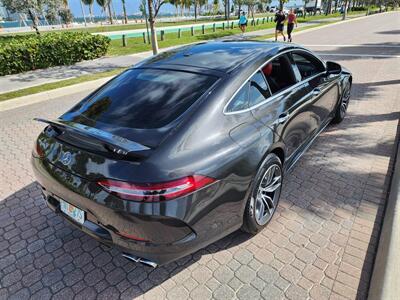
[122,253,158,268]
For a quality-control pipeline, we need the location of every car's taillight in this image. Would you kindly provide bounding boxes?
[33,140,45,158]
[97,175,216,202]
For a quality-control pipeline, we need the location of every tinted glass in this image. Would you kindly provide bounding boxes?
[292,52,324,80]
[226,83,249,112]
[249,72,272,107]
[65,69,217,129]
[262,55,297,94]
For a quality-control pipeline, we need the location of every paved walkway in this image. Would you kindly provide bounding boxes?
[0,12,399,299]
[0,15,363,94]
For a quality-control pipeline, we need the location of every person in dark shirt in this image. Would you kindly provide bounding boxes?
[274,10,286,42]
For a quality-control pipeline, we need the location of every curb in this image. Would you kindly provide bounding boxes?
[0,77,113,112]
[368,125,400,299]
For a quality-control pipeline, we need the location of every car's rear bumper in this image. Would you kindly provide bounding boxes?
[31,156,246,265]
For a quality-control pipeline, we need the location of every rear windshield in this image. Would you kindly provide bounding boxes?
[65,69,217,129]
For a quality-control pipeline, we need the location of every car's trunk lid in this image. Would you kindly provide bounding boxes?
[35,118,171,182]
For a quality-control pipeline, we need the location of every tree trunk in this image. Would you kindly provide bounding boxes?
[147,0,159,55]
[107,2,114,24]
[342,0,348,19]
[325,0,331,15]
[79,0,87,26]
[28,9,40,35]
[195,2,198,21]
[280,0,283,10]
[227,0,230,21]
[89,4,94,22]
[238,3,241,18]
[122,0,128,24]
[224,1,228,20]
[144,8,150,44]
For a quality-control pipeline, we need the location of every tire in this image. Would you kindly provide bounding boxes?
[242,153,283,234]
[332,80,351,124]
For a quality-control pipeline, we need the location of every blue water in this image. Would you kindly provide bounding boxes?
[0,13,179,29]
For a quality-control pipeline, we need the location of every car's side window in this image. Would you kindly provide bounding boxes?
[248,72,272,107]
[261,54,297,94]
[291,52,325,80]
[225,82,249,112]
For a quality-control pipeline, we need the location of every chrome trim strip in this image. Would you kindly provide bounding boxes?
[223,48,326,115]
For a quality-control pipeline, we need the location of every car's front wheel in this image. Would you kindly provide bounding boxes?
[242,153,283,234]
[332,80,351,124]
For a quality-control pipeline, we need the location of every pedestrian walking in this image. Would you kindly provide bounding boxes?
[274,10,286,42]
[239,11,248,37]
[287,9,298,42]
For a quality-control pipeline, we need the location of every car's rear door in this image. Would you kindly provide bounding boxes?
[290,50,339,132]
[250,53,315,161]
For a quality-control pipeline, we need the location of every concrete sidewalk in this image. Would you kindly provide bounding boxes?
[368,125,400,299]
[0,15,362,95]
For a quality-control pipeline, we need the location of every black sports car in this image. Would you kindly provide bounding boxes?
[32,41,352,267]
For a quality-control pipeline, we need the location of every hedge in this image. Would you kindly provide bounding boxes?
[0,32,110,76]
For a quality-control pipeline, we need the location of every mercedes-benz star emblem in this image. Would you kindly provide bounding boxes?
[60,151,72,166]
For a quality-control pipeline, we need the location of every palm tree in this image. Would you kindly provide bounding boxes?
[139,0,150,43]
[96,0,113,24]
[121,0,128,24]
[82,0,95,22]
[79,0,87,26]
[147,0,158,54]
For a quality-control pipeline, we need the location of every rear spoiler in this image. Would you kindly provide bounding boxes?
[34,118,150,156]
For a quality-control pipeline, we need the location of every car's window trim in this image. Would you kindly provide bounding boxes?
[223,49,326,115]
[258,71,273,98]
[225,81,250,113]
[290,51,326,80]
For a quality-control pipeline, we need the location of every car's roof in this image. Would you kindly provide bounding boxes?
[135,40,296,73]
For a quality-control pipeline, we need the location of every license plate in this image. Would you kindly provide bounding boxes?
[60,199,85,225]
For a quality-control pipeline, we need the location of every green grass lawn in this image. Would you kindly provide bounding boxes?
[0,68,126,102]
[106,11,366,56]
[107,19,277,56]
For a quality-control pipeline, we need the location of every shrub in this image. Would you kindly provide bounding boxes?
[350,7,367,11]
[0,32,110,76]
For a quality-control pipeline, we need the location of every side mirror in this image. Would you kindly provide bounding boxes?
[326,61,342,75]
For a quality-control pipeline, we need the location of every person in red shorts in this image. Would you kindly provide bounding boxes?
[287,9,298,42]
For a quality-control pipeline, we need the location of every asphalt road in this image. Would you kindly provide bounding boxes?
[0,11,399,300]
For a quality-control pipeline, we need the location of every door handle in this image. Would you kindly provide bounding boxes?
[277,113,289,124]
[312,88,321,96]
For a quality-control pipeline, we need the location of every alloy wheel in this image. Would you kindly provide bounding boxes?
[255,164,282,225]
[340,84,351,118]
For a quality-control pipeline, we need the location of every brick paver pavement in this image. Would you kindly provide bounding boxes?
[0,12,399,300]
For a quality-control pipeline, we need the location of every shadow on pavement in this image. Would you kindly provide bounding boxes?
[376,30,400,35]
[0,107,398,299]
